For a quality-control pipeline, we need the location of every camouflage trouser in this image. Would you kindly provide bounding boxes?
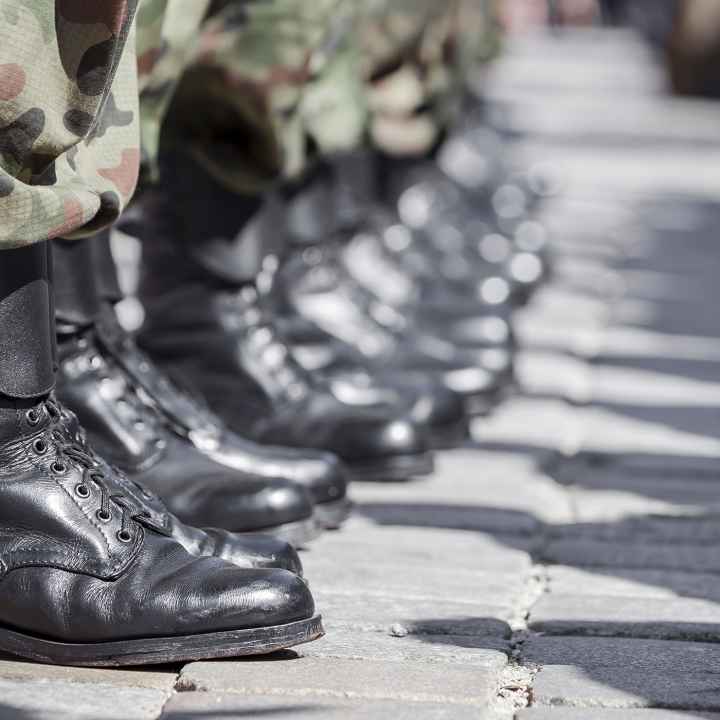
[0,0,221,250]
[0,0,498,250]
[360,0,500,157]
[153,0,364,195]
[151,0,499,192]
[0,1,142,250]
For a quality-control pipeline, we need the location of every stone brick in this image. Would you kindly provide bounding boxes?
[529,594,720,641]
[162,692,509,720]
[178,656,502,706]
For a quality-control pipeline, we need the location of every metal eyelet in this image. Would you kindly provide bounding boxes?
[116,529,132,543]
[32,438,48,455]
[75,483,90,499]
[51,461,68,475]
[96,509,112,523]
[25,409,41,426]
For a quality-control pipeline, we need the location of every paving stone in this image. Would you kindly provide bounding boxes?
[297,629,509,667]
[499,95,720,146]
[472,396,581,456]
[315,591,513,639]
[522,636,720,674]
[162,693,508,720]
[515,350,590,401]
[357,501,540,535]
[555,454,720,489]
[512,141,720,199]
[513,313,606,356]
[304,554,527,606]
[555,506,720,541]
[612,298,720,338]
[600,452,720,477]
[178,657,502,706]
[546,566,720,603]
[0,678,168,719]
[308,526,536,573]
[531,665,720,710]
[352,453,571,529]
[529,594,720,641]
[589,365,720,407]
[577,406,720,458]
[543,538,720,574]
[0,658,176,690]
[520,709,720,719]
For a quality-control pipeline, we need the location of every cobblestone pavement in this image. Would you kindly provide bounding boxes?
[10,28,720,720]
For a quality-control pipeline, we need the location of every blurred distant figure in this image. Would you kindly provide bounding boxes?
[667,0,720,97]
[600,0,679,47]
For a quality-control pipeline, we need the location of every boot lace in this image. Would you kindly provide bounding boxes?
[34,399,137,543]
[227,280,315,403]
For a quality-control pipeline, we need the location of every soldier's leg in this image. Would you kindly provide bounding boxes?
[134,0,434,483]
[0,0,319,666]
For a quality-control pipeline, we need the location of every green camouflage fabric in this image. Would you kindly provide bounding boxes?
[361,0,500,157]
[360,0,462,156]
[135,0,212,182]
[155,0,363,195]
[0,1,142,249]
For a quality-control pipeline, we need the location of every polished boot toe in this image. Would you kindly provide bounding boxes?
[133,435,315,536]
[388,372,469,448]
[311,414,433,482]
[193,529,304,575]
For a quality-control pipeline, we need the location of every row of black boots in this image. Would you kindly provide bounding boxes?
[0,118,550,666]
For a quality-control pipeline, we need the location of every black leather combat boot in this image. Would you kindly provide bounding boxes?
[282,237,510,417]
[53,238,321,545]
[91,232,351,529]
[137,153,434,482]
[0,243,321,666]
[381,144,551,307]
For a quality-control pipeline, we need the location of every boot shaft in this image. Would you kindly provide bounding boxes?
[0,242,55,400]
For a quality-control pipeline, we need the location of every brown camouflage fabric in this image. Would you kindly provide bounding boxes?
[0,1,141,249]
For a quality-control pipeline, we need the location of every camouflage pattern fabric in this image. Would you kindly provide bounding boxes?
[156,0,362,195]
[135,0,212,182]
[0,1,141,249]
[360,0,462,156]
[361,0,500,157]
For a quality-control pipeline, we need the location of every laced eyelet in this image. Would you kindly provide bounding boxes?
[116,529,132,543]
[74,483,90,499]
[25,409,41,426]
[96,509,112,523]
[32,438,48,455]
[51,461,68,475]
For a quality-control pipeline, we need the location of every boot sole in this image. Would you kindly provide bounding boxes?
[428,416,471,450]
[313,497,353,529]
[0,614,324,667]
[463,380,516,417]
[251,516,323,549]
[348,452,435,482]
